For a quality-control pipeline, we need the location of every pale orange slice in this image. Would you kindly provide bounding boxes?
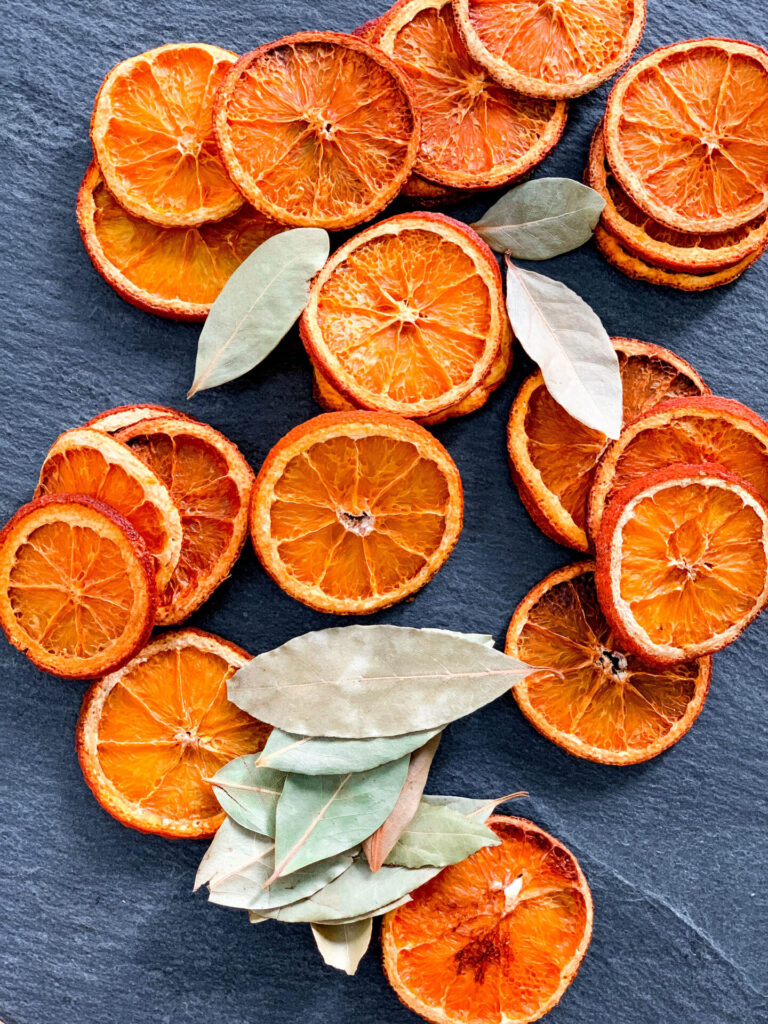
[85,405,191,435]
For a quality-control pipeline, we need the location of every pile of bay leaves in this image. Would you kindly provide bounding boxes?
[195,625,533,973]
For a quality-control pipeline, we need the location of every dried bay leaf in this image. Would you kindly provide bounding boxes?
[228,626,532,738]
[311,918,373,975]
[384,801,500,869]
[473,178,605,259]
[188,227,330,397]
[207,756,285,836]
[310,895,413,927]
[270,755,410,881]
[422,792,528,820]
[257,727,442,775]
[505,260,622,438]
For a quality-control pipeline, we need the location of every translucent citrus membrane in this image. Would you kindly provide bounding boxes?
[516,570,703,753]
[465,0,634,84]
[316,229,491,404]
[122,430,240,613]
[100,46,240,219]
[96,646,269,819]
[9,521,134,657]
[89,173,280,305]
[270,434,450,600]
[615,47,768,224]
[225,41,414,221]
[524,352,704,532]
[387,1,561,182]
[388,819,589,1022]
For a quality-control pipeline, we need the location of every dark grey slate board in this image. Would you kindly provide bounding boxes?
[1,1,767,1022]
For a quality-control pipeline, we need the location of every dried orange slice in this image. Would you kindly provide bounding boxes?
[506,562,711,763]
[115,416,254,625]
[213,32,419,229]
[595,464,768,665]
[0,495,156,679]
[508,338,708,552]
[382,815,593,1024]
[594,223,764,290]
[35,427,183,591]
[77,162,281,321]
[301,212,505,419]
[372,0,567,189]
[85,404,190,434]
[587,126,768,274]
[91,43,242,228]
[401,173,464,205]
[604,39,768,234]
[587,396,768,543]
[453,0,645,99]
[250,412,463,614]
[76,629,270,838]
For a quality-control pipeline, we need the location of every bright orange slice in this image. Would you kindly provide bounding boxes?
[382,815,593,1024]
[604,39,768,234]
[76,628,270,838]
[595,464,768,665]
[77,162,281,321]
[587,125,768,274]
[0,495,156,679]
[91,43,242,228]
[506,562,711,763]
[453,0,645,99]
[587,396,768,543]
[250,412,463,614]
[508,338,708,552]
[213,32,419,229]
[301,212,505,419]
[115,416,254,626]
[373,0,567,189]
[35,427,182,591]
[85,404,191,435]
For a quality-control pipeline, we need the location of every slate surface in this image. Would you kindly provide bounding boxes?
[1,1,767,1022]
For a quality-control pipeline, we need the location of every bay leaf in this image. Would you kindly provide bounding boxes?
[384,801,500,869]
[187,227,330,397]
[207,755,285,836]
[228,626,533,738]
[505,259,622,438]
[270,755,410,881]
[473,178,605,259]
[310,895,412,927]
[422,792,528,821]
[311,918,373,975]
[256,726,442,775]
[364,734,441,872]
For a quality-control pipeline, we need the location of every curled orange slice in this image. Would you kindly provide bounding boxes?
[85,404,191,435]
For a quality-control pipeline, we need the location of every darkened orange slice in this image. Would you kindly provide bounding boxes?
[0,494,156,679]
[400,173,464,205]
[77,629,270,838]
[382,815,593,1024]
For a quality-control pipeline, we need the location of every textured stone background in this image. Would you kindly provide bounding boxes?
[1,2,767,1022]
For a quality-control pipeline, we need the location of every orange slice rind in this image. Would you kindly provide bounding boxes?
[85,404,191,435]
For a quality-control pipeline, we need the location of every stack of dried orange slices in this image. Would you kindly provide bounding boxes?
[588,39,768,289]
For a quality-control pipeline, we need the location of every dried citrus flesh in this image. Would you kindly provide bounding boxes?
[587,126,768,274]
[0,495,156,679]
[506,562,711,763]
[77,163,281,321]
[85,404,191,435]
[213,32,419,229]
[508,338,708,552]
[595,465,768,665]
[91,43,242,228]
[301,212,505,419]
[604,39,768,234]
[382,815,593,1024]
[373,0,567,188]
[401,172,464,204]
[250,412,463,615]
[453,0,646,99]
[35,427,182,592]
[77,629,270,838]
[588,396,768,543]
[115,417,254,625]
[594,223,764,290]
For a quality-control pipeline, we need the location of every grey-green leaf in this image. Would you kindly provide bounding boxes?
[473,178,605,259]
[384,801,500,869]
[207,756,285,836]
[422,792,528,821]
[271,755,410,879]
[188,227,330,397]
[228,626,532,738]
[505,260,622,438]
[311,918,373,975]
[257,727,442,775]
